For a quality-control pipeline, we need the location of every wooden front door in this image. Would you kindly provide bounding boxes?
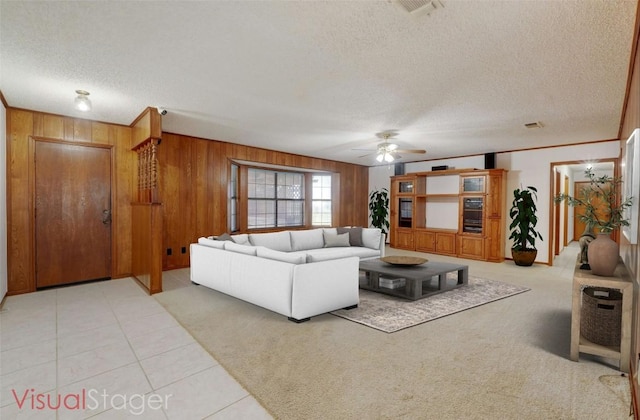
[573,181,608,241]
[35,140,112,288]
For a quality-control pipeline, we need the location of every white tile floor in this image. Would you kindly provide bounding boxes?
[0,273,272,419]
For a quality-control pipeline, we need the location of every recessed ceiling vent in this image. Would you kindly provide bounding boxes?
[395,0,444,16]
[524,121,544,129]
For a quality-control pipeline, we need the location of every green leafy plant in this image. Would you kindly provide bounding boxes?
[369,188,389,235]
[554,168,632,233]
[509,186,544,251]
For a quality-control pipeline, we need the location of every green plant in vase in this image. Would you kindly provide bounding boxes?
[369,188,390,236]
[554,168,632,233]
[509,186,544,266]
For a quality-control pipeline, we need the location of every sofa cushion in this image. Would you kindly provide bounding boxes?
[231,233,249,245]
[256,247,307,264]
[198,237,226,249]
[346,246,380,260]
[362,228,382,250]
[337,227,364,247]
[248,231,292,252]
[324,232,350,248]
[290,229,324,251]
[224,241,257,256]
[306,248,351,262]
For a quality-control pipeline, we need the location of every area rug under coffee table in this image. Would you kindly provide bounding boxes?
[331,276,530,333]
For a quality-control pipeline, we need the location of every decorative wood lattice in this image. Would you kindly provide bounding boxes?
[135,139,159,203]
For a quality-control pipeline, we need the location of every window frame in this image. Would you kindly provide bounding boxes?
[311,173,333,227]
[229,161,334,232]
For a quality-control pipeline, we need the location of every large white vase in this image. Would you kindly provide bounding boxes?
[587,233,619,276]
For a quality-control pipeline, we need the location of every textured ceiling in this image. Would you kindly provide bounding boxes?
[1,1,637,166]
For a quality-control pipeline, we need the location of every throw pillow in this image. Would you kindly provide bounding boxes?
[215,232,234,242]
[337,227,364,247]
[324,232,350,248]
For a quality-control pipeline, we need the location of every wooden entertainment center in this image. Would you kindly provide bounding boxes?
[389,168,507,262]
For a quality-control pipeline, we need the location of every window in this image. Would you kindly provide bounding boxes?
[228,164,239,232]
[247,168,304,229]
[312,174,332,226]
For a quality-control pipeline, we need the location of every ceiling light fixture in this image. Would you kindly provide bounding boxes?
[74,90,92,112]
[376,148,396,163]
[376,133,398,163]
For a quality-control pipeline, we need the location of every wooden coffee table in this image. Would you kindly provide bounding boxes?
[358,258,469,300]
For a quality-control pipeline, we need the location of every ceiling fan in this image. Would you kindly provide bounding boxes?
[357,132,427,163]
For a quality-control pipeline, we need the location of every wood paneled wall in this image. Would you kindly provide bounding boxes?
[158,132,370,269]
[6,108,135,294]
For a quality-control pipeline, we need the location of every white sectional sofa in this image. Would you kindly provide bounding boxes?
[190,227,385,322]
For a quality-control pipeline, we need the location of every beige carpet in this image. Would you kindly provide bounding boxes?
[155,269,630,420]
[331,276,530,332]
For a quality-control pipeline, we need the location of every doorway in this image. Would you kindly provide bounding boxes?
[548,159,616,266]
[34,139,113,288]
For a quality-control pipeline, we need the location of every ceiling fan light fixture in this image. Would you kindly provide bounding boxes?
[74,89,92,112]
[384,152,395,163]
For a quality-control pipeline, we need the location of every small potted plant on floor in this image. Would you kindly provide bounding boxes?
[369,188,390,236]
[554,168,632,276]
[509,186,543,266]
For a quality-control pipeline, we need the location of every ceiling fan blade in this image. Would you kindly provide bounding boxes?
[358,152,375,158]
[395,149,426,154]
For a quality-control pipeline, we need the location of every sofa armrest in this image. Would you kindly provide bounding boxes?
[290,257,359,320]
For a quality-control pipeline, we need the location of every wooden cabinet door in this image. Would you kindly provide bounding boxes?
[415,230,435,252]
[485,218,504,262]
[395,230,415,250]
[35,141,112,288]
[435,232,457,255]
[458,235,485,260]
[486,173,505,218]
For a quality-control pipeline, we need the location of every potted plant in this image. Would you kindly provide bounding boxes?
[509,186,544,266]
[554,168,633,276]
[369,188,390,236]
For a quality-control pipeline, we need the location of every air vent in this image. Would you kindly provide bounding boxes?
[396,0,443,15]
[524,121,544,129]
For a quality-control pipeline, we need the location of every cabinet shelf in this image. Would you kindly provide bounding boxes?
[570,257,632,372]
[423,194,458,198]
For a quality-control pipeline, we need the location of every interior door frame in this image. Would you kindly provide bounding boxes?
[554,169,561,256]
[547,157,619,267]
[563,175,569,246]
[29,137,116,288]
